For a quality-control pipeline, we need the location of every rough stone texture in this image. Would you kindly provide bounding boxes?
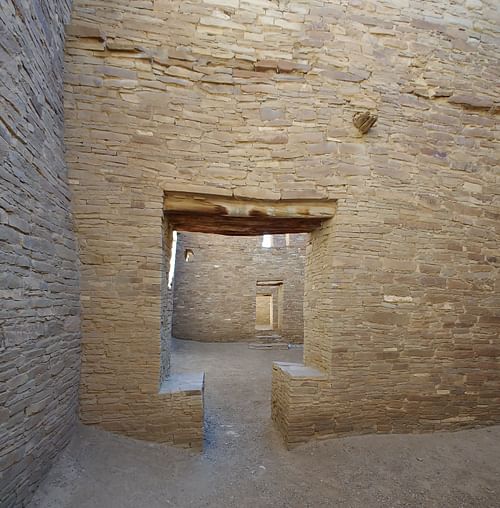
[173,233,306,343]
[158,371,205,447]
[64,0,500,446]
[272,362,335,448]
[78,216,203,449]
[0,1,81,506]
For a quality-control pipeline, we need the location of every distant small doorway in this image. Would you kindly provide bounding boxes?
[255,280,283,335]
[255,294,273,330]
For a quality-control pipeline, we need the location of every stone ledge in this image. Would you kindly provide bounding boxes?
[159,372,205,395]
[273,361,327,379]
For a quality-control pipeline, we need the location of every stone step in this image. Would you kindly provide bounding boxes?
[255,334,282,340]
[248,342,289,350]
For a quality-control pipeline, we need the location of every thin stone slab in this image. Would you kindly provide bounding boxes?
[248,342,289,350]
[159,372,205,395]
[273,362,327,379]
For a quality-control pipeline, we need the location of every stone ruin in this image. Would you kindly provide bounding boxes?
[172,232,307,344]
[1,0,499,505]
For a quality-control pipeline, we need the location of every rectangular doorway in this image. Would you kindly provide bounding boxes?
[255,294,273,330]
[255,280,283,336]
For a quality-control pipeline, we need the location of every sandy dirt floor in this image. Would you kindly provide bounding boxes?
[30,339,500,508]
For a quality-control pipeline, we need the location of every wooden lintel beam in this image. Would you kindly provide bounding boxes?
[164,192,337,219]
[163,191,336,235]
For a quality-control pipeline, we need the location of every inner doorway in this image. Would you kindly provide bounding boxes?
[159,191,337,449]
[255,280,284,341]
[255,294,274,330]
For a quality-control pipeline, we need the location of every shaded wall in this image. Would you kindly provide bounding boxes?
[172,233,306,342]
[65,0,499,442]
[0,1,81,505]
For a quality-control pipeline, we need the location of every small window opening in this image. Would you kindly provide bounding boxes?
[262,234,273,248]
[184,249,194,262]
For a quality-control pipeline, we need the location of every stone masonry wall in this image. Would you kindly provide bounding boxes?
[172,233,306,342]
[66,0,499,442]
[0,1,81,506]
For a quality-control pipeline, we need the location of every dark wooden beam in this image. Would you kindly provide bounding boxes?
[164,191,336,235]
[167,213,326,235]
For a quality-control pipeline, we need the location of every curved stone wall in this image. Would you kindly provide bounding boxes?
[0,1,80,505]
[65,0,499,443]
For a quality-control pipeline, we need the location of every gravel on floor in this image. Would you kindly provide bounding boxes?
[30,340,500,508]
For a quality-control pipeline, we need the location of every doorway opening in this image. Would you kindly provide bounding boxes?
[158,191,336,449]
[255,280,284,341]
[170,230,307,344]
[255,294,273,330]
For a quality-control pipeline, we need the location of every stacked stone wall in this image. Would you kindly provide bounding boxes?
[0,1,81,505]
[65,0,499,443]
[172,232,306,342]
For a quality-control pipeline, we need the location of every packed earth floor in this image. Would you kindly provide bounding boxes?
[31,340,500,508]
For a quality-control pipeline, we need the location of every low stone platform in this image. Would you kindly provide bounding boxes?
[159,372,205,395]
[272,362,334,449]
[158,372,205,449]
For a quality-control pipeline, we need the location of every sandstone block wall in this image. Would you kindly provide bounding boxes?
[272,362,334,448]
[75,214,203,449]
[172,233,306,342]
[65,0,499,444]
[0,1,81,505]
